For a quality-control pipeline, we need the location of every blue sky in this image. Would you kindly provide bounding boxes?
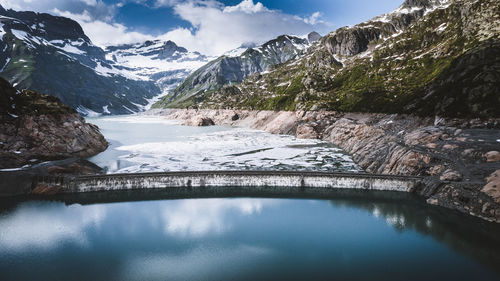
[0,0,403,55]
[109,0,403,36]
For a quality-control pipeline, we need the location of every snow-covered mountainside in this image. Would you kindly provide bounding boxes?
[0,6,209,115]
[105,40,210,94]
[156,0,500,118]
[155,32,321,108]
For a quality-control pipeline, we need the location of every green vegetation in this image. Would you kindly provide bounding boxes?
[155,0,500,117]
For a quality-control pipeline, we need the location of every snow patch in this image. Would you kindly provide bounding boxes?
[58,44,86,55]
[102,105,110,114]
[0,57,10,71]
[224,47,247,57]
[10,29,29,41]
[77,106,101,117]
[0,23,6,38]
[435,23,448,32]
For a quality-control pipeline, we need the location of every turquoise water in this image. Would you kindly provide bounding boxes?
[1,190,499,281]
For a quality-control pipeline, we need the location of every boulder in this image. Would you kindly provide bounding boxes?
[197,117,215,126]
[485,151,500,162]
[440,169,463,181]
[296,124,319,139]
[482,170,500,203]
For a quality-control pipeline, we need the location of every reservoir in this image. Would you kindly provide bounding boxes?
[1,115,499,280]
[0,191,499,281]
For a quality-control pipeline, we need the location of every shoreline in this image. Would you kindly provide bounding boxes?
[150,108,500,223]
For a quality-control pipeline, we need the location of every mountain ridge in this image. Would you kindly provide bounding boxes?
[155,32,322,108]
[155,0,499,118]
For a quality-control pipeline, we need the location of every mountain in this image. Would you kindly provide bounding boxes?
[0,6,209,115]
[155,32,321,108]
[155,0,500,118]
[104,39,210,94]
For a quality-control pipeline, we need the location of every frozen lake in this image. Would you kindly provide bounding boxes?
[87,115,362,174]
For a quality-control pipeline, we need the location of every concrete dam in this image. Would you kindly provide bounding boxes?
[35,171,423,194]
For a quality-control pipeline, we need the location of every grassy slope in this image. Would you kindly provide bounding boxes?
[156,0,500,118]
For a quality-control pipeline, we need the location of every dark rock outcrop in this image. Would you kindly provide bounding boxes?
[0,77,108,169]
[0,158,104,197]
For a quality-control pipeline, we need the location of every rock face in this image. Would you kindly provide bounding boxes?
[485,151,500,162]
[155,108,500,223]
[0,77,108,169]
[482,170,500,204]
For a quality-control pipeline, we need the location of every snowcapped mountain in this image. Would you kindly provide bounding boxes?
[155,32,321,108]
[105,40,210,94]
[0,6,209,115]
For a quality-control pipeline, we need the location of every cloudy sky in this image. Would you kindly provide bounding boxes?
[0,0,403,55]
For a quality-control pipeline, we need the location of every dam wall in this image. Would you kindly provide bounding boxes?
[57,171,422,193]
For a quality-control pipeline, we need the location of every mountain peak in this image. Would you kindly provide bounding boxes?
[402,0,449,8]
[308,31,322,43]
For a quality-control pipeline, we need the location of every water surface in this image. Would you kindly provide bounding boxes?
[0,191,499,281]
[31,115,494,281]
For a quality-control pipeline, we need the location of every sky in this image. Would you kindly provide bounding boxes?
[0,0,404,56]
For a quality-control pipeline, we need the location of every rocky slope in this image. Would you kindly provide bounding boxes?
[157,0,499,118]
[0,77,108,169]
[155,32,321,108]
[154,108,500,222]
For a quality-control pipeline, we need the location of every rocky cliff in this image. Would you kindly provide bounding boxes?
[0,77,108,169]
[155,108,500,223]
[157,0,499,118]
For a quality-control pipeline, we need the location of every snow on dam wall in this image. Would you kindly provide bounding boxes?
[62,171,422,193]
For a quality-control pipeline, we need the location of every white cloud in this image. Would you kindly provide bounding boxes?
[0,0,24,10]
[305,12,323,25]
[153,0,182,8]
[80,0,98,6]
[0,0,332,55]
[0,0,116,20]
[158,0,331,55]
[52,8,154,46]
[223,0,267,13]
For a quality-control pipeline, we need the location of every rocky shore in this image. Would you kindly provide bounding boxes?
[0,78,108,169]
[152,108,500,223]
[0,77,108,196]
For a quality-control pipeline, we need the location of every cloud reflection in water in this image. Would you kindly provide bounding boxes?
[0,202,106,250]
[161,198,280,237]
